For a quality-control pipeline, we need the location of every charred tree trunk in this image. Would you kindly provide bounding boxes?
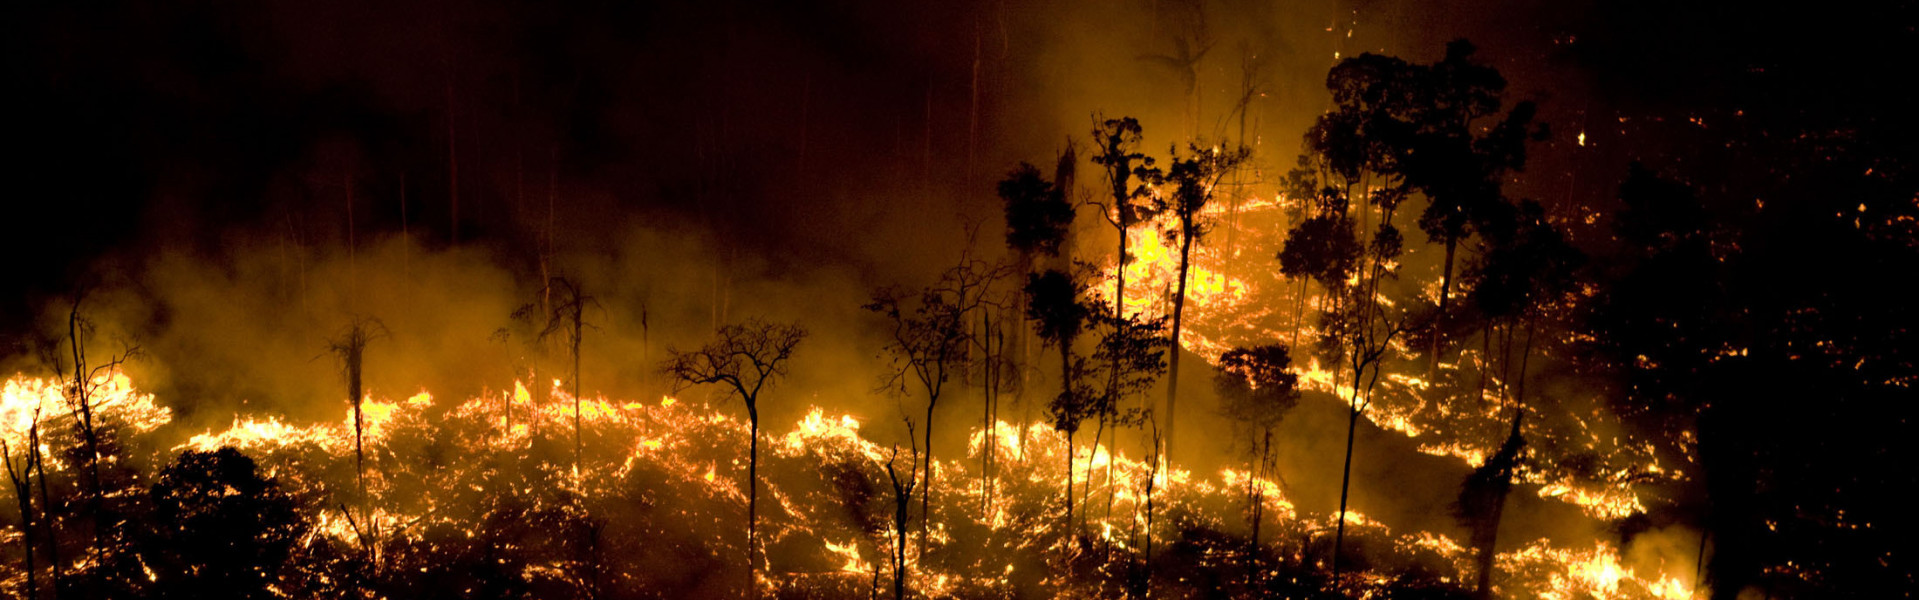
[345,329,374,566]
[1330,390,1362,582]
[350,342,366,530]
[571,305,583,474]
[920,377,942,552]
[1143,426,1161,590]
[1249,429,1271,587]
[66,306,108,567]
[885,445,917,600]
[3,436,37,599]
[1165,217,1197,464]
[981,309,997,518]
[1462,410,1525,599]
[1429,237,1458,379]
[1059,337,1075,532]
[1064,428,1075,536]
[33,420,61,596]
[329,319,383,568]
[747,406,760,599]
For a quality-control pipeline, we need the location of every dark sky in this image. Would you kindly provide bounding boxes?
[6,0,1913,336]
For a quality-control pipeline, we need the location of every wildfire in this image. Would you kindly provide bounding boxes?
[3,370,172,450]
[1089,180,1688,525]
[1498,540,1696,600]
[2,370,1705,599]
[184,416,343,453]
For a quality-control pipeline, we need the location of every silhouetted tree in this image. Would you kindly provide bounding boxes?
[515,277,599,473]
[865,255,1004,543]
[661,319,806,598]
[882,436,919,600]
[1284,50,1425,578]
[141,447,305,600]
[1213,343,1300,585]
[2,402,48,599]
[326,316,387,565]
[1088,116,1161,325]
[1452,411,1524,600]
[1024,268,1093,529]
[1087,120,1162,493]
[51,295,142,595]
[999,163,1073,260]
[1161,142,1249,463]
[999,149,1080,498]
[1401,41,1547,375]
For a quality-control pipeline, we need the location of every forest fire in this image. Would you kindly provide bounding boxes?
[5,370,1701,598]
[6,0,1912,598]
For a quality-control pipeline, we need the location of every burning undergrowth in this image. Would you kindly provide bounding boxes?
[5,371,1695,598]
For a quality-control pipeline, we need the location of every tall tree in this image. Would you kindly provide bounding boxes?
[326,317,387,567]
[661,319,806,598]
[1087,117,1164,531]
[515,277,598,473]
[1024,268,1093,531]
[1088,117,1161,324]
[1083,303,1170,529]
[1405,41,1546,376]
[54,296,141,584]
[865,256,1004,544]
[1160,142,1248,463]
[999,152,1079,459]
[1282,49,1429,579]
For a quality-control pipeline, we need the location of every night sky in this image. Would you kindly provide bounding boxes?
[11,0,1909,325]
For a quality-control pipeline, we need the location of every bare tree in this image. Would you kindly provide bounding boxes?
[661,319,807,598]
[326,316,388,566]
[865,253,1007,542]
[55,296,140,573]
[883,431,920,600]
[514,277,599,473]
[2,403,47,599]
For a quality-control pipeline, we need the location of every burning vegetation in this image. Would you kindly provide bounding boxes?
[5,1,1915,599]
[3,369,1706,599]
